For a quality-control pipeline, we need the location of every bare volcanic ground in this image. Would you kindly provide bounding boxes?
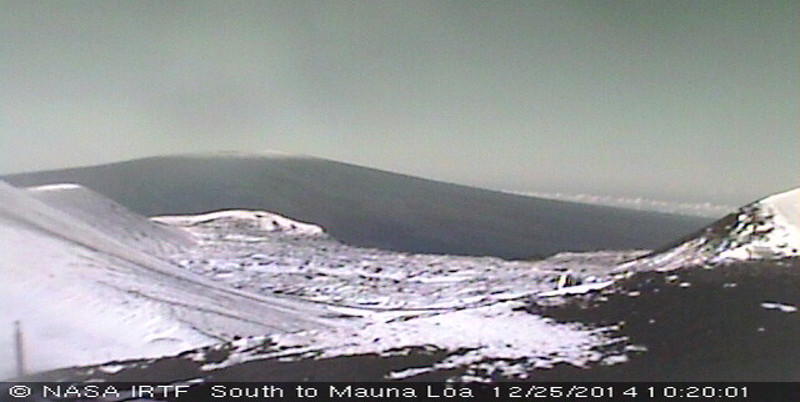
[525,258,800,382]
[3,153,710,259]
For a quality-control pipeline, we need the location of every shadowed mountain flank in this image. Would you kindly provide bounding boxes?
[4,154,710,259]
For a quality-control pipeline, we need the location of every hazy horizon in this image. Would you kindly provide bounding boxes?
[2,1,797,206]
[2,150,742,218]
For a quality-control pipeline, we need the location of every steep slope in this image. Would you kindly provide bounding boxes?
[26,183,196,257]
[0,180,345,379]
[620,188,800,272]
[3,153,711,258]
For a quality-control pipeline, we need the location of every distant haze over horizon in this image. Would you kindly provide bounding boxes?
[2,1,797,206]
[6,150,738,218]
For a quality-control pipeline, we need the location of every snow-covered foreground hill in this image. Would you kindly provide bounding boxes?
[0,181,344,379]
[1,180,637,380]
[1,180,640,380]
[3,182,797,381]
[619,188,800,272]
[26,183,195,257]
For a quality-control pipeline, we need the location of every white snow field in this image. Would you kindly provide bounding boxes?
[714,187,800,260]
[26,183,196,257]
[144,189,799,380]
[0,180,345,379]
[0,179,633,380]
[155,210,641,310]
[3,179,795,381]
[149,210,646,379]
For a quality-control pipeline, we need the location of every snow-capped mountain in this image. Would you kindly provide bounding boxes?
[620,188,799,272]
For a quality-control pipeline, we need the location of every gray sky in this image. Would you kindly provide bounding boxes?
[1,0,797,206]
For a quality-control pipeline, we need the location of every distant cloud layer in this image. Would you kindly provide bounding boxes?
[513,191,735,218]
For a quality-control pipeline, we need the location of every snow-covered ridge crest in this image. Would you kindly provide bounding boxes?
[153,210,326,237]
[25,182,196,256]
[0,180,342,378]
[621,187,799,272]
[715,187,800,260]
[25,183,84,191]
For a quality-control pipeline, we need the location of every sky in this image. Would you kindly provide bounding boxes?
[1,0,797,206]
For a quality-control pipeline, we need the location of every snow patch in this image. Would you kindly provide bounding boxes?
[154,210,325,238]
[26,183,84,191]
[203,302,620,380]
[760,302,797,313]
[538,281,615,297]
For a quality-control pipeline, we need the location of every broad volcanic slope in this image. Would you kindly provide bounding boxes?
[3,153,711,259]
